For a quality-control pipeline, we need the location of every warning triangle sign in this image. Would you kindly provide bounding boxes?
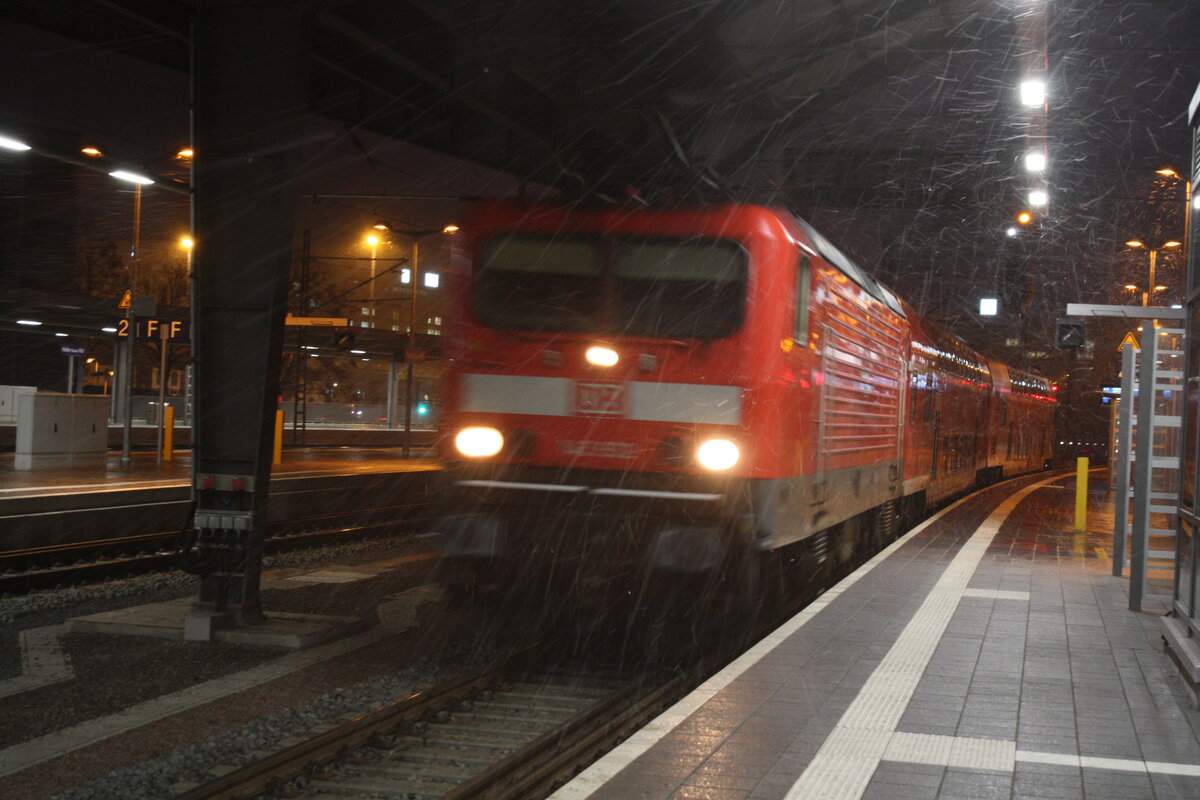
[118,290,132,309]
[1118,332,1139,350]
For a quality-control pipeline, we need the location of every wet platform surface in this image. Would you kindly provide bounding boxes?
[552,470,1200,800]
[0,448,439,500]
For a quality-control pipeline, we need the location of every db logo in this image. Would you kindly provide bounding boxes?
[574,381,626,416]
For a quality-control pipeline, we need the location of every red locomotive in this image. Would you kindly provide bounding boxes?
[434,203,1054,603]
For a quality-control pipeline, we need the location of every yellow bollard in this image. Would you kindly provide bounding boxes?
[163,405,174,462]
[1074,456,1088,531]
[273,409,284,465]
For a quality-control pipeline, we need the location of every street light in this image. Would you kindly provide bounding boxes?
[1125,240,1182,306]
[110,168,155,466]
[364,233,381,326]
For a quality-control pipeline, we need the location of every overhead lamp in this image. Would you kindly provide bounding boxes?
[109,170,154,185]
[1024,152,1046,172]
[1028,190,1048,207]
[1163,241,1182,248]
[373,222,389,230]
[81,147,103,157]
[1006,227,1018,237]
[101,326,118,333]
[1019,79,1046,106]
[1017,211,1033,225]
[1156,168,1178,177]
[442,224,460,234]
[365,234,380,246]
[424,272,439,288]
[180,236,194,249]
[979,298,999,316]
[176,148,193,158]
[1124,283,1138,290]
[54,332,68,337]
[1126,240,1144,248]
[16,319,42,326]
[0,134,32,151]
[1155,284,1168,292]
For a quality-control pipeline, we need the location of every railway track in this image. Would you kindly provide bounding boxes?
[0,503,432,594]
[176,648,686,800]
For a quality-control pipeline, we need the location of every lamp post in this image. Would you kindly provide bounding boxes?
[364,232,381,327]
[110,169,155,466]
[370,222,457,455]
[1126,240,1182,306]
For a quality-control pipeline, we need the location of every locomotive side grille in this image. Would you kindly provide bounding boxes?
[819,280,904,462]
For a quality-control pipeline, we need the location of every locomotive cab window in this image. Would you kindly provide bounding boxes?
[474,235,603,331]
[794,254,811,342]
[613,239,746,338]
[473,233,747,339]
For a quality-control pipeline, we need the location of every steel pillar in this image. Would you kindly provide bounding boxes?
[186,0,312,638]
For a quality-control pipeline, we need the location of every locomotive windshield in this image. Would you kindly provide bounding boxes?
[474,234,746,338]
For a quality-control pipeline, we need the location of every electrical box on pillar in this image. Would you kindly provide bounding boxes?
[1055,318,1086,349]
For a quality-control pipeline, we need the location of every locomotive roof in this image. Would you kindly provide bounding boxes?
[792,216,905,318]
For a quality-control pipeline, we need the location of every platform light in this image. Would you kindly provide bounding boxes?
[0,134,31,151]
[349,349,366,354]
[16,319,42,326]
[979,298,999,316]
[101,326,118,333]
[55,332,68,337]
[1028,190,1048,207]
[109,170,154,185]
[442,224,460,234]
[1019,79,1045,106]
[586,346,619,367]
[81,146,103,157]
[417,403,429,415]
[1024,152,1046,172]
[1006,227,1018,237]
[423,272,439,289]
[697,439,740,471]
[176,148,193,159]
[400,268,411,284]
[455,427,503,457]
[1017,211,1032,225]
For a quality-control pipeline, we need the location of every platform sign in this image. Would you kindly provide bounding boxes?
[285,315,350,327]
[59,344,86,356]
[116,318,191,343]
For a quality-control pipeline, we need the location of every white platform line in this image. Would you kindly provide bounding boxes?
[0,625,72,700]
[880,731,1200,778]
[784,474,1060,800]
[0,629,391,777]
[546,477,1032,800]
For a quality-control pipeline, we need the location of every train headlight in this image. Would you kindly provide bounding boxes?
[455,427,504,457]
[696,439,739,471]
[585,346,619,367]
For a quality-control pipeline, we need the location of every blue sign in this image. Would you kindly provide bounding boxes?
[59,344,86,357]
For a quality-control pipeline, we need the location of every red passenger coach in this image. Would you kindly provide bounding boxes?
[434,202,1054,598]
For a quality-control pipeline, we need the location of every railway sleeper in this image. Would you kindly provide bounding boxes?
[309,773,458,798]
[387,746,500,767]
[401,732,521,750]
[351,760,477,782]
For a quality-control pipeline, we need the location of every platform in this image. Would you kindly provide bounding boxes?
[0,446,437,500]
[0,448,443,553]
[552,471,1200,800]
